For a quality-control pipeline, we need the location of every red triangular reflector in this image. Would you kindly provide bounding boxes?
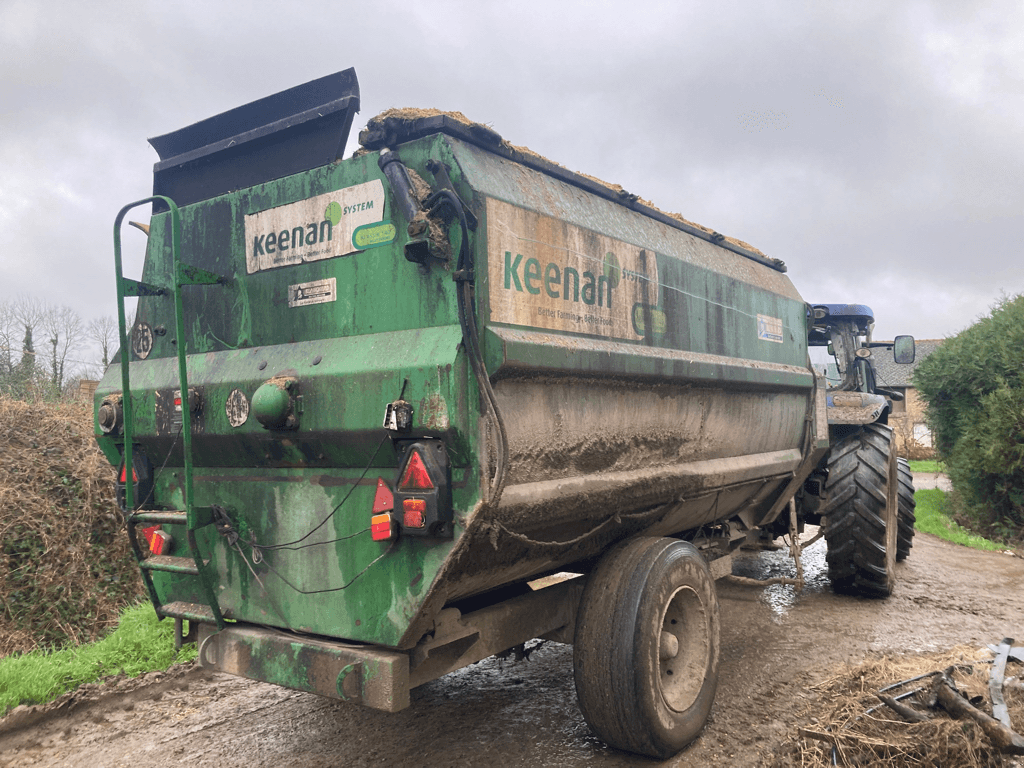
[372,477,394,513]
[120,464,139,483]
[399,451,434,490]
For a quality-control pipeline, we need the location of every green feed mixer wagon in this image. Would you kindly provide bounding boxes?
[95,69,911,758]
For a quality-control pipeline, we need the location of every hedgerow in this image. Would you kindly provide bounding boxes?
[914,294,1024,539]
[0,396,144,656]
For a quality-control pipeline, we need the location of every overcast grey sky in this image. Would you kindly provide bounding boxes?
[2,0,1021,357]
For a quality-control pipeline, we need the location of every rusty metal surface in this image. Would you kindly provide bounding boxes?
[197,623,410,712]
[825,391,888,424]
[408,576,585,688]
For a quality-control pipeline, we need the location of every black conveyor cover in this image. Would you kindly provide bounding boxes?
[149,68,360,209]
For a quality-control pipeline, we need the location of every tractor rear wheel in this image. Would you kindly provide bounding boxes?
[573,537,720,759]
[822,424,898,598]
[895,457,916,561]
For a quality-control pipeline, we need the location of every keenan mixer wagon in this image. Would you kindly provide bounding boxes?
[95,69,911,758]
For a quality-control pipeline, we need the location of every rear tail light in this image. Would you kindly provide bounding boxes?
[371,477,396,541]
[117,447,155,513]
[140,525,173,556]
[402,499,427,529]
[371,513,395,541]
[393,441,451,538]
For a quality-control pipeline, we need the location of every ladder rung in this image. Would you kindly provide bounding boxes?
[130,507,216,528]
[140,555,206,575]
[131,510,187,526]
[159,601,218,623]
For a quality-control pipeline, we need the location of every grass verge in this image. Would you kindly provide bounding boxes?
[0,601,195,715]
[914,488,1004,551]
[907,459,945,473]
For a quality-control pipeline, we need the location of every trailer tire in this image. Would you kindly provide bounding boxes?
[573,537,720,759]
[823,424,898,598]
[895,457,916,561]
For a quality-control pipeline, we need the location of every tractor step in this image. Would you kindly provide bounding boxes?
[159,601,219,623]
[140,555,207,575]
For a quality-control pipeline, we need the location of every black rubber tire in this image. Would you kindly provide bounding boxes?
[822,424,898,598]
[573,537,720,759]
[895,457,916,562]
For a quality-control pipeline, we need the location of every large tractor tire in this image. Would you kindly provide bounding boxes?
[896,457,916,561]
[822,424,898,598]
[573,537,720,759]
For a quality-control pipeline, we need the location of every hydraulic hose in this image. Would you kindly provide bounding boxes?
[425,189,509,506]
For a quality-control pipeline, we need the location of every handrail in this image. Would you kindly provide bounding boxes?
[112,196,180,513]
[112,197,227,630]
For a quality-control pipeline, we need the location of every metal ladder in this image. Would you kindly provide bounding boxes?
[113,196,227,634]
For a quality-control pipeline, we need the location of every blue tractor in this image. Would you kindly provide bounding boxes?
[800,304,917,597]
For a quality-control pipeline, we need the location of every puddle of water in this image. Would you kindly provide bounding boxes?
[731,528,831,620]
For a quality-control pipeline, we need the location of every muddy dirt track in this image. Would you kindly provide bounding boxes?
[2,529,1022,768]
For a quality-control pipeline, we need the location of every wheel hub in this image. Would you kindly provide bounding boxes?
[659,585,710,712]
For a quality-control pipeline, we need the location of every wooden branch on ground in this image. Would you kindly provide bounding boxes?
[932,670,1024,755]
[876,693,932,723]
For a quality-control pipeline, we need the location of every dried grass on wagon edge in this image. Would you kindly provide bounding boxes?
[358,107,770,259]
[768,645,1024,768]
[0,396,144,657]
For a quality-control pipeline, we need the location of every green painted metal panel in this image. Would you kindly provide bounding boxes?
[98,122,821,658]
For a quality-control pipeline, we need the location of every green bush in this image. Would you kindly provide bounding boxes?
[914,294,1024,536]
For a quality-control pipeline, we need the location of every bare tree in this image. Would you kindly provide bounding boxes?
[0,300,17,378]
[88,315,119,369]
[0,297,46,396]
[39,304,86,393]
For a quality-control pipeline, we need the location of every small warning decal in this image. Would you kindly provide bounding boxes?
[757,314,784,343]
[288,278,337,308]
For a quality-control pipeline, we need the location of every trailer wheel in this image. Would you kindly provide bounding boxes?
[823,424,898,597]
[573,537,720,759]
[895,457,916,562]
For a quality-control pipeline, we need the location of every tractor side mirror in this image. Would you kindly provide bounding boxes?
[893,335,915,364]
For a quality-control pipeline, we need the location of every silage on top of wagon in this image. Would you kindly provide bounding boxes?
[0,396,143,657]
[769,645,1024,768]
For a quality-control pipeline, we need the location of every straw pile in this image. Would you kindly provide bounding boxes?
[0,396,143,656]
[770,645,1024,767]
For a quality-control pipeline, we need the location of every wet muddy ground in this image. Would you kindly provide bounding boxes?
[2,527,1021,768]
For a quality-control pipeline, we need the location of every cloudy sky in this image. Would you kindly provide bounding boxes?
[2,0,1021,371]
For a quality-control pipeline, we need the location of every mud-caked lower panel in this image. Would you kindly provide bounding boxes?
[197,623,411,712]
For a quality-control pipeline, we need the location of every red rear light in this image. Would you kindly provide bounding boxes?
[140,525,172,555]
[371,513,395,541]
[402,499,427,528]
[398,450,434,490]
[392,440,451,538]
